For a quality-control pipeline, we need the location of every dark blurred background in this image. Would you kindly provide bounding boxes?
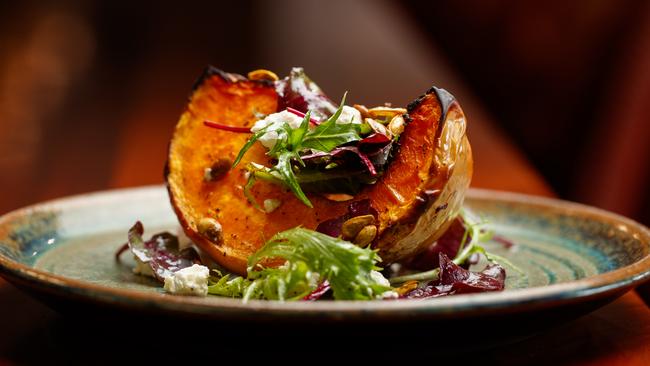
[0,0,648,225]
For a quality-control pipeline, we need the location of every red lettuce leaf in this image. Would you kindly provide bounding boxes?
[121,221,202,282]
[275,68,337,121]
[329,146,377,176]
[402,253,506,299]
[302,281,331,301]
[359,133,391,146]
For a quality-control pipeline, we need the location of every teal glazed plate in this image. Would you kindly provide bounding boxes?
[0,186,649,325]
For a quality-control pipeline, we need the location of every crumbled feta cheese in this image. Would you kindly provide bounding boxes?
[250,107,361,150]
[250,110,305,149]
[336,106,362,125]
[381,290,400,299]
[369,270,398,299]
[163,264,210,296]
[370,270,391,287]
[133,256,155,277]
[263,198,282,213]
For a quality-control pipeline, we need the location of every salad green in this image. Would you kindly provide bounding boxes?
[234,94,363,208]
[208,227,391,301]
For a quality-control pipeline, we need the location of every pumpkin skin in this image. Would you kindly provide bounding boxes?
[166,66,472,275]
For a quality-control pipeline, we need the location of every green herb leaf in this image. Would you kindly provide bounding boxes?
[207,227,392,301]
[301,93,361,152]
[289,111,311,151]
[276,151,312,207]
[232,125,270,168]
[389,209,495,285]
[232,93,362,207]
[248,227,391,300]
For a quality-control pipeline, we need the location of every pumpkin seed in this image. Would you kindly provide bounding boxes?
[368,106,407,119]
[388,115,405,136]
[247,69,279,81]
[342,214,375,239]
[353,225,377,247]
[197,217,223,244]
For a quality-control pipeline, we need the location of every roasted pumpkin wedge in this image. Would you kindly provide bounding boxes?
[166,66,472,275]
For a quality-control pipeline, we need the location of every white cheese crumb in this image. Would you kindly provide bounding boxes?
[132,256,155,277]
[163,264,210,296]
[381,291,400,299]
[263,198,282,213]
[336,106,362,125]
[250,110,304,149]
[369,270,399,299]
[370,270,391,287]
[250,106,361,150]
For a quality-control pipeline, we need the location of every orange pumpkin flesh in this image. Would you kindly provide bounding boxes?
[166,67,472,275]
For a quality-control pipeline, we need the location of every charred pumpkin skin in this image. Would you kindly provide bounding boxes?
[166,67,472,275]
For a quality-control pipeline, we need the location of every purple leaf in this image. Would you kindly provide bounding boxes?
[402,253,506,299]
[315,216,347,238]
[330,146,377,176]
[365,141,393,171]
[275,68,337,121]
[302,281,331,301]
[301,145,381,176]
[438,252,505,293]
[359,133,391,146]
[348,199,378,218]
[122,221,202,282]
[492,234,516,249]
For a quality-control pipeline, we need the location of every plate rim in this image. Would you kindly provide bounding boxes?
[0,185,649,318]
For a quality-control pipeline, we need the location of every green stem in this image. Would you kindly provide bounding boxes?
[389,210,485,285]
[389,268,439,285]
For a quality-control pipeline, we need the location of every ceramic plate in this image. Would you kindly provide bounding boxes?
[0,186,648,324]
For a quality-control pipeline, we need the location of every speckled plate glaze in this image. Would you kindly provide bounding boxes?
[0,186,648,323]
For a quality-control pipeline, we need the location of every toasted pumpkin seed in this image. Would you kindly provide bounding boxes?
[365,118,390,136]
[204,158,232,182]
[342,214,375,239]
[353,225,377,246]
[353,104,370,118]
[197,217,223,244]
[368,106,407,119]
[247,69,279,81]
[323,193,354,202]
[395,280,419,295]
[388,115,405,136]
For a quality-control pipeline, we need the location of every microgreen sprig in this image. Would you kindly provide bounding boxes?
[233,93,361,207]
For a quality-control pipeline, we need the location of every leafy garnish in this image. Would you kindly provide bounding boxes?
[232,125,270,167]
[235,93,363,207]
[118,221,202,282]
[401,253,506,299]
[301,93,361,152]
[275,150,312,207]
[207,227,392,302]
[276,67,338,121]
[389,209,495,285]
